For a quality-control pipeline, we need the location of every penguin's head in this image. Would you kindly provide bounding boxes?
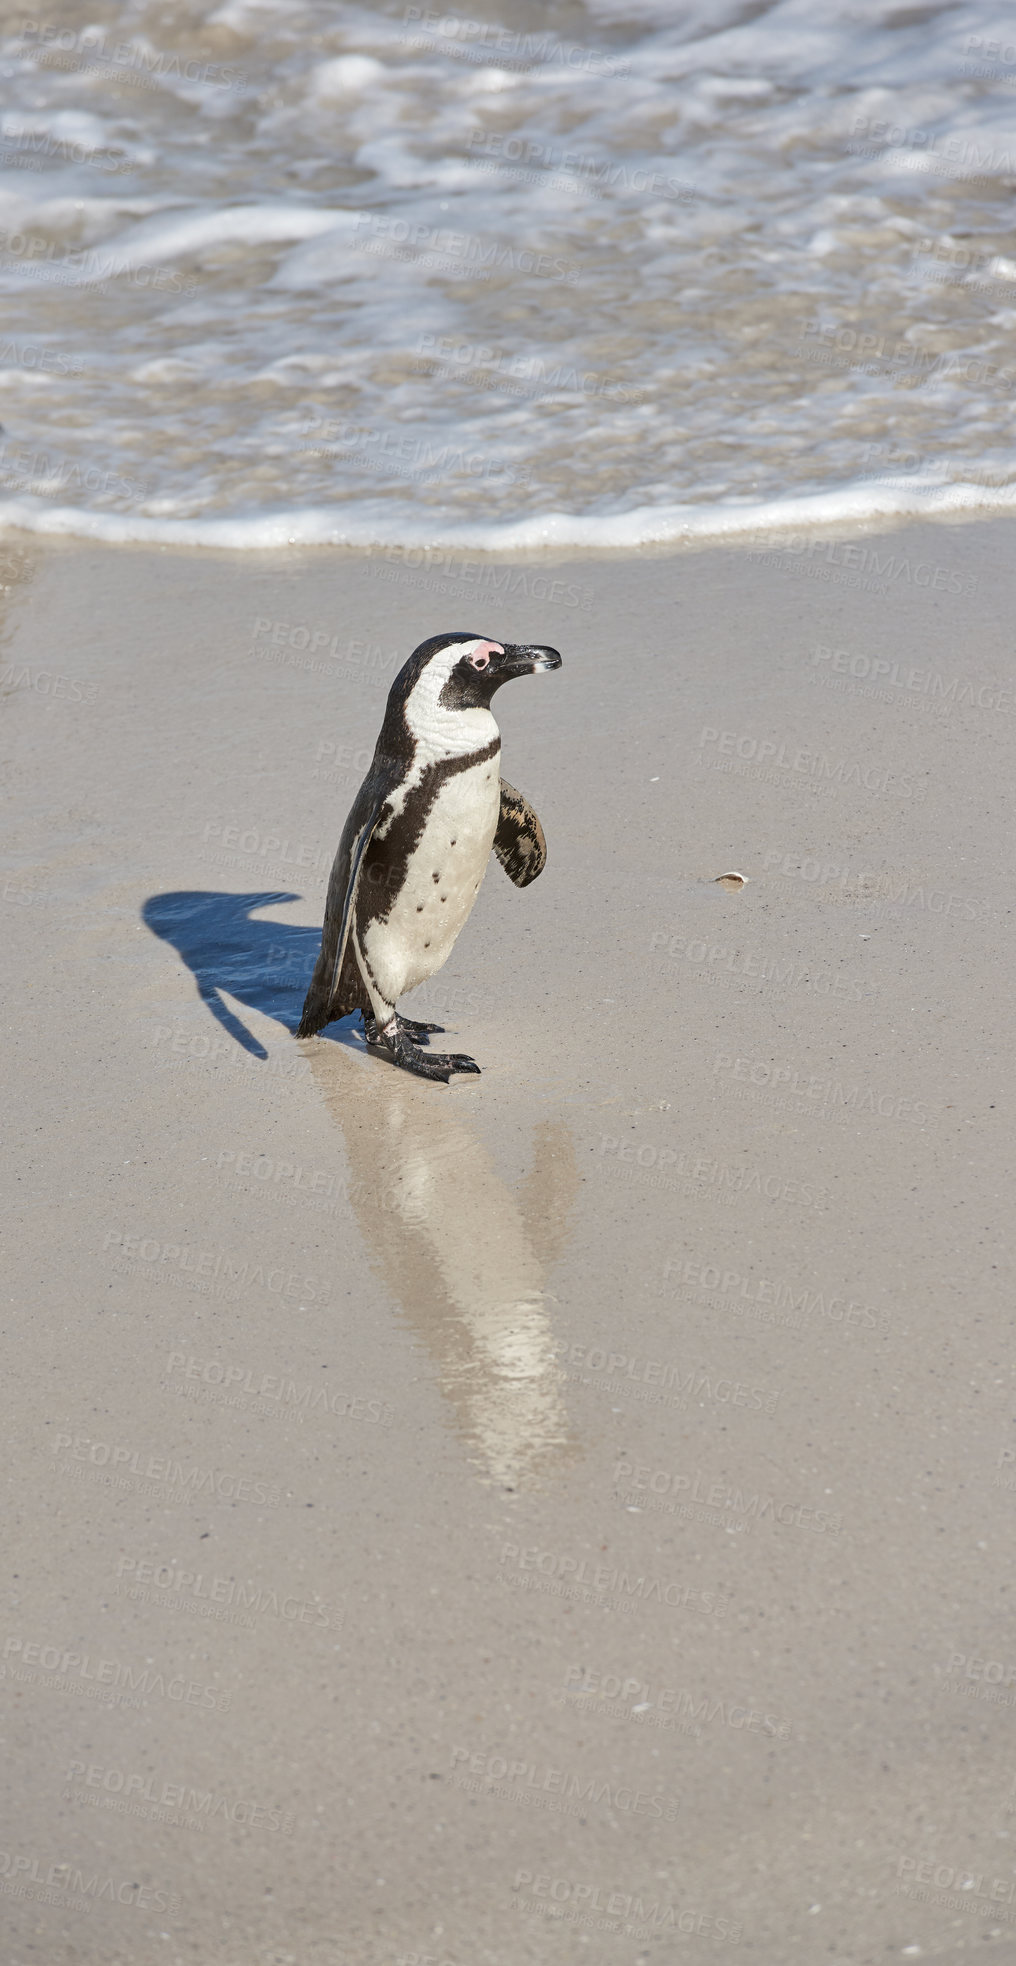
[424,633,562,710]
[387,633,562,757]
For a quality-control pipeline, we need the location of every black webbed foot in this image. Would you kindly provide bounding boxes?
[404,1045,480,1083]
[372,1026,480,1083]
[363,1012,445,1049]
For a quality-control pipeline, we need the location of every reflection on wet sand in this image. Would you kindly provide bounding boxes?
[306,1040,580,1489]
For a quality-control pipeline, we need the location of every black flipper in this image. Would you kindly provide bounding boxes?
[297,762,395,1038]
[494,778,547,889]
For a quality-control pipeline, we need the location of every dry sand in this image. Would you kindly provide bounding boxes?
[3,517,1015,1966]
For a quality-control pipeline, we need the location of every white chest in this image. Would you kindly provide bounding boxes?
[360,754,502,1003]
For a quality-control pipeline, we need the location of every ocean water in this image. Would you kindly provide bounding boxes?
[1,0,1016,549]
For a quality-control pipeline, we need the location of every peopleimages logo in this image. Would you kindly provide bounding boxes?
[353,212,576,284]
[451,1746,679,1820]
[713,1054,929,1125]
[555,1340,780,1414]
[698,725,920,798]
[200,819,324,870]
[372,545,595,611]
[762,851,989,919]
[800,320,1015,398]
[103,1230,326,1299]
[18,20,247,90]
[940,1650,1016,1706]
[672,1258,890,1333]
[0,122,131,173]
[0,337,82,374]
[0,659,96,701]
[0,441,149,504]
[598,1134,832,1210]
[301,413,532,486]
[614,1461,843,1534]
[0,231,194,291]
[417,330,647,401]
[561,1664,793,1740]
[53,1432,280,1506]
[0,1849,178,1914]
[2,1635,229,1710]
[650,927,873,1001]
[64,1760,294,1835]
[466,129,693,200]
[165,1352,393,1425]
[510,1871,742,1942]
[811,641,1010,711]
[498,1542,725,1614]
[747,520,980,588]
[896,1853,1016,1909]
[402,8,630,77]
[114,1557,332,1627]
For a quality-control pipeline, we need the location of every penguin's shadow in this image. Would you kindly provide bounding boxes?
[142,890,355,1061]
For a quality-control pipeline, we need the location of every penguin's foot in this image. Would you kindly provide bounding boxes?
[363,1012,444,1048]
[394,1035,481,1083]
[397,1016,445,1042]
[372,1020,480,1083]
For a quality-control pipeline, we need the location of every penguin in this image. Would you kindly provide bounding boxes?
[296,632,562,1081]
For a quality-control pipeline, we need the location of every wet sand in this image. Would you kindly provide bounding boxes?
[3,517,1015,1966]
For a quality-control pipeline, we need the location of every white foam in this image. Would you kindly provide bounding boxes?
[311,54,385,97]
[98,203,351,266]
[2,474,1016,553]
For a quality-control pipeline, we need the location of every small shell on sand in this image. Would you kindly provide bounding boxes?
[714,871,747,890]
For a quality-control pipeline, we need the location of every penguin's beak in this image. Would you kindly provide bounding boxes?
[496,643,563,676]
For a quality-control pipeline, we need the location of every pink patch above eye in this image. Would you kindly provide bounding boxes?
[469,639,503,670]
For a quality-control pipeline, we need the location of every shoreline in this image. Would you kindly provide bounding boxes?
[1,485,1016,559]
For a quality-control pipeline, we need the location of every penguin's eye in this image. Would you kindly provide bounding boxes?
[468,651,490,671]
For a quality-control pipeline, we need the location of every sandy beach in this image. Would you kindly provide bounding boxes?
[3,514,1016,1966]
